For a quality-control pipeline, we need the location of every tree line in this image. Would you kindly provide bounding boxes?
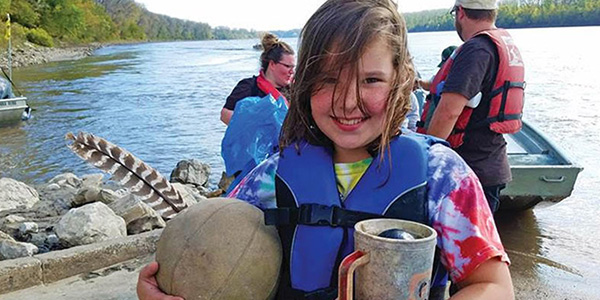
[0,0,259,48]
[404,0,600,32]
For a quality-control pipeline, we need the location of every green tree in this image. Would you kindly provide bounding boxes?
[10,0,39,28]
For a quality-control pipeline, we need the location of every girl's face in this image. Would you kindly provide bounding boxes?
[311,39,394,163]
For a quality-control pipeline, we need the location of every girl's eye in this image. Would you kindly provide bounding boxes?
[323,77,338,84]
[365,77,381,84]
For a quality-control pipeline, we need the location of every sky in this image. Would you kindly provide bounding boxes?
[135,0,453,31]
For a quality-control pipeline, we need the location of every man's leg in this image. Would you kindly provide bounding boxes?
[482,184,506,213]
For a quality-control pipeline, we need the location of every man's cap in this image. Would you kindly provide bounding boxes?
[454,0,498,10]
[438,45,458,67]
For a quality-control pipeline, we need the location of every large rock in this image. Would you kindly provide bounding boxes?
[109,194,166,235]
[0,215,27,238]
[48,173,82,189]
[0,231,38,260]
[55,202,126,247]
[170,159,211,187]
[18,222,38,237]
[73,187,120,207]
[36,174,82,216]
[80,173,105,189]
[172,182,206,206]
[0,178,40,212]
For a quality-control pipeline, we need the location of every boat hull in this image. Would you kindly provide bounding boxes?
[500,121,582,210]
[0,97,28,125]
[501,165,582,210]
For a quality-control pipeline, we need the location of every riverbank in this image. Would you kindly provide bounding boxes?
[0,42,102,69]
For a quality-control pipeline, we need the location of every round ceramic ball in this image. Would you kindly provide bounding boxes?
[155,198,282,300]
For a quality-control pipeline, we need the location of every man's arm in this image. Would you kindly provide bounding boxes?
[417,78,431,91]
[426,92,468,139]
[220,108,233,125]
[450,258,514,300]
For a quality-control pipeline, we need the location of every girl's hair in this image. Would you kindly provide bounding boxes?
[280,0,415,157]
[260,33,295,73]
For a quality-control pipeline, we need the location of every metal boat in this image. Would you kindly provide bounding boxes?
[1,13,31,126]
[501,120,582,210]
[0,96,29,124]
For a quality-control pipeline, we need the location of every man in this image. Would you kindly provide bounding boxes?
[417,0,525,213]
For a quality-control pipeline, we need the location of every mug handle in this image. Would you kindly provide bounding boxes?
[338,250,370,300]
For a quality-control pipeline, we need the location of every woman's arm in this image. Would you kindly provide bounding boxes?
[220,108,233,125]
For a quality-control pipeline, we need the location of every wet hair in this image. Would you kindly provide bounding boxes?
[463,8,497,22]
[280,0,414,157]
[260,33,295,73]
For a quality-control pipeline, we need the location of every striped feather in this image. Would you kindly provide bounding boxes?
[65,132,187,219]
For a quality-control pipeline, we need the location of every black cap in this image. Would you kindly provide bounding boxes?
[438,46,458,67]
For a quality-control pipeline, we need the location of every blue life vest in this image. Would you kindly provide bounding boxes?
[266,134,448,300]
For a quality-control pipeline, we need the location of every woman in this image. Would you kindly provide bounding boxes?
[220,33,295,125]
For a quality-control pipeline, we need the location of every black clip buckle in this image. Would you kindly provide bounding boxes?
[299,204,337,226]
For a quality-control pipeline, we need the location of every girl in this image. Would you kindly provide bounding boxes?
[138,1,513,299]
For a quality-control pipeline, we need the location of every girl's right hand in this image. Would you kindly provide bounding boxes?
[136,261,184,300]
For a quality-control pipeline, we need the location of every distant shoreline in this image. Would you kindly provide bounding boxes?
[1,38,256,69]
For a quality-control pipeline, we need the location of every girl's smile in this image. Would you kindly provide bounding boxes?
[332,116,369,131]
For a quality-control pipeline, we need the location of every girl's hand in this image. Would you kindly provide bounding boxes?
[137,261,184,300]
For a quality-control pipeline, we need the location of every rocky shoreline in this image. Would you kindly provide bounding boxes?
[0,41,102,69]
[0,158,231,262]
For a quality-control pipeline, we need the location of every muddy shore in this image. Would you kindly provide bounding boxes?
[0,41,102,69]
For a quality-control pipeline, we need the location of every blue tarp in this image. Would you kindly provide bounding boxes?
[221,94,288,185]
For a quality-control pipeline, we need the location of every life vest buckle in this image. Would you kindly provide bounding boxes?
[299,204,338,227]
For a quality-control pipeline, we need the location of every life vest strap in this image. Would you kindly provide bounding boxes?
[467,113,522,131]
[265,204,382,227]
[489,81,525,98]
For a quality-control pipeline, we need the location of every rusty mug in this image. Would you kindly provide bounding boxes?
[338,218,437,300]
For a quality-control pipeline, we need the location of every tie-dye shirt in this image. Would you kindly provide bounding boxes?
[228,143,509,283]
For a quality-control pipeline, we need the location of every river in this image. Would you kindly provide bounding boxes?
[1,26,599,299]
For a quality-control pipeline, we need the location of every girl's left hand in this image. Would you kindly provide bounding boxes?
[136,261,184,300]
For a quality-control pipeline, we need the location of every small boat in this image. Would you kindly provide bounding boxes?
[0,96,29,124]
[501,120,582,210]
[252,43,263,51]
[0,14,31,126]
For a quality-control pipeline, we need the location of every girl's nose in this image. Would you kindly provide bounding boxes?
[336,82,360,112]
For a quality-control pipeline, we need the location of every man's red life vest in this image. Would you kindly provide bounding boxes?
[417,29,525,148]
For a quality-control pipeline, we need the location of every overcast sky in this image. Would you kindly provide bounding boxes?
[135,0,453,31]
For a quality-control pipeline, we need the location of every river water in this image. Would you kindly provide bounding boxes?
[1,26,599,298]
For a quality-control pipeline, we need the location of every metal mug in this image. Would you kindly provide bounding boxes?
[338,218,437,300]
